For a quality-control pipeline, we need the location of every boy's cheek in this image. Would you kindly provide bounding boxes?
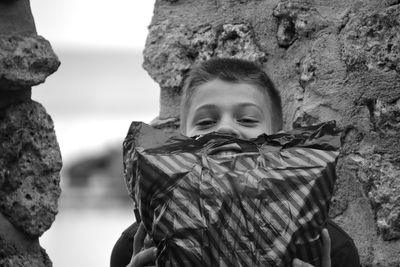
[186,126,216,138]
[185,128,200,138]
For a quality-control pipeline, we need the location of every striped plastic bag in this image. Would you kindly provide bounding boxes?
[123,121,341,267]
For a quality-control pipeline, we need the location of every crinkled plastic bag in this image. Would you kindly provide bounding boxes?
[123,121,341,267]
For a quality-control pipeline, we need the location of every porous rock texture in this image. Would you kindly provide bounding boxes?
[0,213,52,267]
[0,101,62,238]
[0,35,60,91]
[0,0,61,266]
[144,0,400,265]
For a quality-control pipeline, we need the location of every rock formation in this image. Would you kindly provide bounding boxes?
[0,0,61,266]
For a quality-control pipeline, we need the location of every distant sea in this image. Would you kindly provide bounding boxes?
[34,48,159,267]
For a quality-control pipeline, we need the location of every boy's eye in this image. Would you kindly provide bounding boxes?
[238,117,259,126]
[196,119,216,127]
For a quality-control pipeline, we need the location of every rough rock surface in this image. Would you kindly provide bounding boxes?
[273,0,329,48]
[0,0,61,266]
[0,88,31,108]
[0,35,60,91]
[0,0,36,35]
[144,0,400,265]
[0,101,62,238]
[341,6,400,74]
[0,213,51,267]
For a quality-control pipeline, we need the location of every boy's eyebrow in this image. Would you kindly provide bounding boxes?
[194,103,264,112]
[235,103,267,115]
[192,104,219,113]
[236,103,265,109]
[237,102,273,116]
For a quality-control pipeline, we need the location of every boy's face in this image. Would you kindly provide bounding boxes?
[185,79,273,140]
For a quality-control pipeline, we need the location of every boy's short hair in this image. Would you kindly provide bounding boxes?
[180,57,283,134]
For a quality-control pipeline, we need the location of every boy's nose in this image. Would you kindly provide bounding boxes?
[215,123,240,138]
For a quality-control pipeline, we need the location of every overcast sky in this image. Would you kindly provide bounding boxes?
[30,0,156,50]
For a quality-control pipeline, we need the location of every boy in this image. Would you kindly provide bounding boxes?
[111,58,360,267]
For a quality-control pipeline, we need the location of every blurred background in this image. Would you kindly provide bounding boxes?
[30,0,158,266]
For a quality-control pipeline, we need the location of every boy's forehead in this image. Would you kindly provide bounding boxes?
[188,79,271,111]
